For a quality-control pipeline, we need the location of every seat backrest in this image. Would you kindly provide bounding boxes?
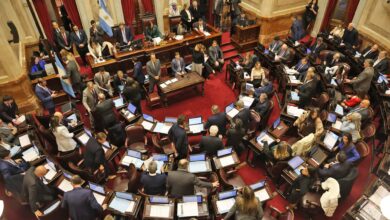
[125,125,145,144]
[218,169,233,189]
[338,167,358,198]
[268,161,288,179]
[141,14,157,34]
[127,164,140,193]
[355,140,370,158]
[169,15,182,33]
[248,109,261,133]
[317,92,330,109]
[319,50,333,61]
[361,123,376,139]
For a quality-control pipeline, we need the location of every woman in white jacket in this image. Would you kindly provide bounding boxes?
[320,177,340,217]
[50,116,77,154]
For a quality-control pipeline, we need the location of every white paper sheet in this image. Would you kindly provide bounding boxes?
[369,186,389,207]
[189,124,203,133]
[255,189,270,201]
[227,108,239,118]
[177,202,199,217]
[44,164,56,180]
[189,161,208,173]
[150,205,170,218]
[22,147,39,162]
[287,105,305,117]
[153,123,172,134]
[216,198,235,214]
[121,156,144,168]
[241,96,254,108]
[109,197,135,213]
[78,133,90,145]
[141,120,154,131]
[332,120,342,130]
[219,155,235,167]
[43,200,61,215]
[19,134,31,147]
[93,192,106,205]
[58,179,73,192]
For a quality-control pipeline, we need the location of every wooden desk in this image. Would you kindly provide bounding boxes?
[176,201,209,219]
[213,152,240,170]
[376,153,390,184]
[143,199,175,220]
[119,108,141,124]
[158,72,205,106]
[30,74,69,105]
[107,193,142,218]
[231,24,260,52]
[268,120,289,139]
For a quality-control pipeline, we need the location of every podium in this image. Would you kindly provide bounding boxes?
[231,24,260,52]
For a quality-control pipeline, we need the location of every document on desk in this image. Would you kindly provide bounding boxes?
[287,105,305,117]
[369,185,389,207]
[10,146,21,157]
[216,198,235,214]
[22,147,39,162]
[360,200,382,220]
[203,31,211,36]
[332,120,342,130]
[44,164,56,180]
[255,189,270,202]
[109,197,135,213]
[227,108,239,118]
[150,205,170,218]
[141,120,154,131]
[16,115,26,124]
[256,133,275,146]
[178,202,199,217]
[189,124,204,133]
[121,156,144,168]
[19,134,31,147]
[58,179,73,192]
[160,83,167,88]
[153,123,172,134]
[93,192,106,205]
[241,96,254,108]
[171,78,178,83]
[219,155,235,167]
[78,133,90,145]
[189,161,208,173]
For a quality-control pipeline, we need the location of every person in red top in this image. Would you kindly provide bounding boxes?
[340,94,362,109]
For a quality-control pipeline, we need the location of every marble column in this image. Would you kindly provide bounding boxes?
[154,0,165,33]
[310,0,328,37]
[75,0,95,38]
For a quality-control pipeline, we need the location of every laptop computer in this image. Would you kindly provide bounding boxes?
[143,114,154,122]
[153,154,169,162]
[189,116,202,125]
[116,192,133,201]
[218,190,237,200]
[89,182,106,195]
[335,104,344,116]
[150,196,169,204]
[327,113,337,123]
[128,103,137,114]
[113,96,125,109]
[217,148,233,157]
[189,153,206,162]
[272,117,281,130]
[323,131,339,150]
[182,195,202,203]
[249,180,266,191]
[164,117,177,123]
[225,103,235,113]
[291,91,300,101]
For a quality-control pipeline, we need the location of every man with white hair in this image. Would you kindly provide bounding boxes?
[342,23,359,48]
[199,125,223,156]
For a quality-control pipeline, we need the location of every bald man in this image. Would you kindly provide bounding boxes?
[361,44,379,60]
[94,93,117,131]
[199,125,223,156]
[342,23,359,48]
[204,105,227,136]
[22,166,56,217]
[347,99,370,122]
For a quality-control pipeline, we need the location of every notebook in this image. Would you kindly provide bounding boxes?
[335,104,344,116]
[188,161,208,173]
[150,205,170,218]
[219,155,235,167]
[323,131,338,150]
[128,103,137,114]
[177,202,198,217]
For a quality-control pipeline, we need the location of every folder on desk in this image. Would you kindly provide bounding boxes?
[19,134,31,148]
[189,124,204,133]
[58,178,73,192]
[287,105,305,117]
[332,120,342,130]
[216,198,235,214]
[153,122,172,134]
[254,188,270,202]
[44,161,57,181]
[241,96,255,108]
[189,161,208,173]
[177,202,199,217]
[150,205,170,218]
[323,131,339,150]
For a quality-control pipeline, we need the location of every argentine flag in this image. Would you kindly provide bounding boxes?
[99,0,114,37]
[54,53,76,98]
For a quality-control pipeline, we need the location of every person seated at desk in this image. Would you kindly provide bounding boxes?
[53,112,78,131]
[169,0,180,17]
[145,22,162,42]
[262,139,292,162]
[255,78,273,96]
[237,13,248,27]
[239,52,256,71]
[374,51,389,75]
[310,37,326,57]
[89,20,105,45]
[234,100,251,131]
[318,151,352,180]
[88,39,103,61]
[30,55,46,74]
[360,44,379,60]
[168,115,189,160]
[113,70,127,94]
[275,44,290,62]
[268,36,283,53]
[0,95,21,126]
[84,132,114,178]
[324,52,342,68]
[340,113,362,143]
[253,93,270,117]
[146,53,161,93]
[22,166,56,217]
[250,61,266,88]
[342,23,359,49]
[35,78,56,115]
[209,40,224,72]
[122,78,143,114]
[94,67,113,97]
[171,52,186,77]
[287,167,317,209]
[293,57,310,76]
[176,21,187,35]
[0,148,28,198]
[50,115,77,154]
[62,175,106,219]
[181,3,194,31]
[140,161,167,195]
[94,93,118,131]
[224,186,264,220]
[293,107,324,140]
[226,118,245,155]
[344,59,374,97]
[333,133,360,163]
[114,22,133,46]
[167,159,219,197]
[347,99,370,122]
[205,105,227,136]
[132,58,145,86]
[193,18,208,34]
[0,119,17,145]
[340,94,362,110]
[290,15,305,41]
[295,69,317,108]
[199,125,223,156]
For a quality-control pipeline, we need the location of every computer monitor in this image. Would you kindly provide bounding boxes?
[150,196,169,204]
[63,171,73,179]
[189,153,206,162]
[188,116,202,125]
[89,182,105,194]
[264,49,270,54]
[327,113,337,123]
[153,154,169,162]
[225,103,234,113]
[335,104,344,116]
[143,113,154,122]
[288,156,304,170]
[116,192,133,200]
[272,117,281,129]
[84,128,92,137]
[127,149,142,159]
[164,117,177,123]
[113,97,125,108]
[218,190,237,200]
[182,195,202,203]
[323,131,339,150]
[66,113,77,122]
[245,83,254,92]
[217,148,233,157]
[249,180,266,191]
[46,158,56,171]
[128,103,137,114]
[306,48,312,54]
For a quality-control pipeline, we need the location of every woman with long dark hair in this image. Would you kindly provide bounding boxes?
[223,186,263,220]
[336,133,360,163]
[303,0,318,29]
[50,116,77,154]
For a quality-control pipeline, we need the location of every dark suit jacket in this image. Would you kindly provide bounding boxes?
[22,167,55,211]
[234,108,250,129]
[84,138,105,170]
[94,100,117,130]
[205,112,227,135]
[113,75,126,94]
[140,172,167,195]
[0,102,19,123]
[180,9,193,23]
[168,124,188,159]
[230,0,242,16]
[167,168,212,196]
[0,159,28,179]
[342,28,359,47]
[310,42,327,55]
[115,26,133,46]
[89,25,105,44]
[237,17,248,27]
[62,187,103,220]
[291,19,305,41]
[199,136,223,156]
[65,60,81,84]
[361,46,379,60]
[122,84,142,104]
[57,31,71,49]
[298,79,316,106]
[293,60,310,74]
[189,6,201,21]
[374,58,389,74]
[146,59,161,82]
[35,85,54,109]
[349,107,369,122]
[226,127,245,149]
[269,40,283,53]
[277,48,291,62]
[133,61,145,85]
[254,100,270,117]
[214,0,223,14]
[52,28,61,45]
[70,30,88,48]
[318,161,352,180]
[171,58,185,75]
[325,54,340,67]
[350,67,374,96]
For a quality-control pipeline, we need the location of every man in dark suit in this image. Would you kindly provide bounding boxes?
[89,20,105,45]
[293,57,310,75]
[361,44,379,60]
[237,13,248,27]
[318,151,352,180]
[290,15,305,41]
[310,37,327,57]
[296,68,317,108]
[342,23,359,48]
[167,159,219,197]
[35,78,56,115]
[324,52,341,67]
[253,93,270,117]
[140,161,167,195]
[345,59,374,97]
[63,55,82,95]
[275,44,291,62]
[62,175,106,220]
[192,18,208,34]
[0,95,20,125]
[0,148,28,198]
[84,132,111,177]
[94,93,117,131]
[374,51,389,75]
[70,25,88,65]
[132,58,145,86]
[234,100,250,130]
[205,105,227,136]
[57,26,72,52]
[199,125,223,156]
[22,166,56,217]
[52,21,61,50]
[112,70,126,94]
[146,53,161,93]
[213,0,223,29]
[189,0,201,22]
[171,52,186,76]
[209,40,224,71]
[115,22,133,46]
[168,115,189,160]
[122,78,143,114]
[269,36,283,53]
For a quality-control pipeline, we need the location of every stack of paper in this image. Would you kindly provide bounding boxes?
[93,192,106,205]
[216,198,235,214]
[241,96,254,108]
[287,105,305,117]
[219,155,235,167]
[58,179,73,192]
[177,202,199,217]
[150,205,170,218]
[109,197,135,213]
[189,161,208,173]
[332,120,342,130]
[255,189,270,202]
[19,134,31,147]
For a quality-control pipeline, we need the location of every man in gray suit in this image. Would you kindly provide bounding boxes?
[94,67,113,97]
[213,0,223,29]
[345,59,374,97]
[64,57,82,95]
[275,44,291,62]
[82,81,101,128]
[146,53,161,93]
[209,40,224,71]
[167,159,219,197]
[171,52,186,76]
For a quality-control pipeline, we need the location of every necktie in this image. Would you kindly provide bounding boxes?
[364,50,371,57]
[62,33,68,45]
[122,29,127,43]
[77,31,80,39]
[297,64,302,71]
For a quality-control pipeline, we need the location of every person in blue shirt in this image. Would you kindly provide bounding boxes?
[132,58,145,86]
[337,133,360,163]
[290,15,305,41]
[30,56,46,76]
